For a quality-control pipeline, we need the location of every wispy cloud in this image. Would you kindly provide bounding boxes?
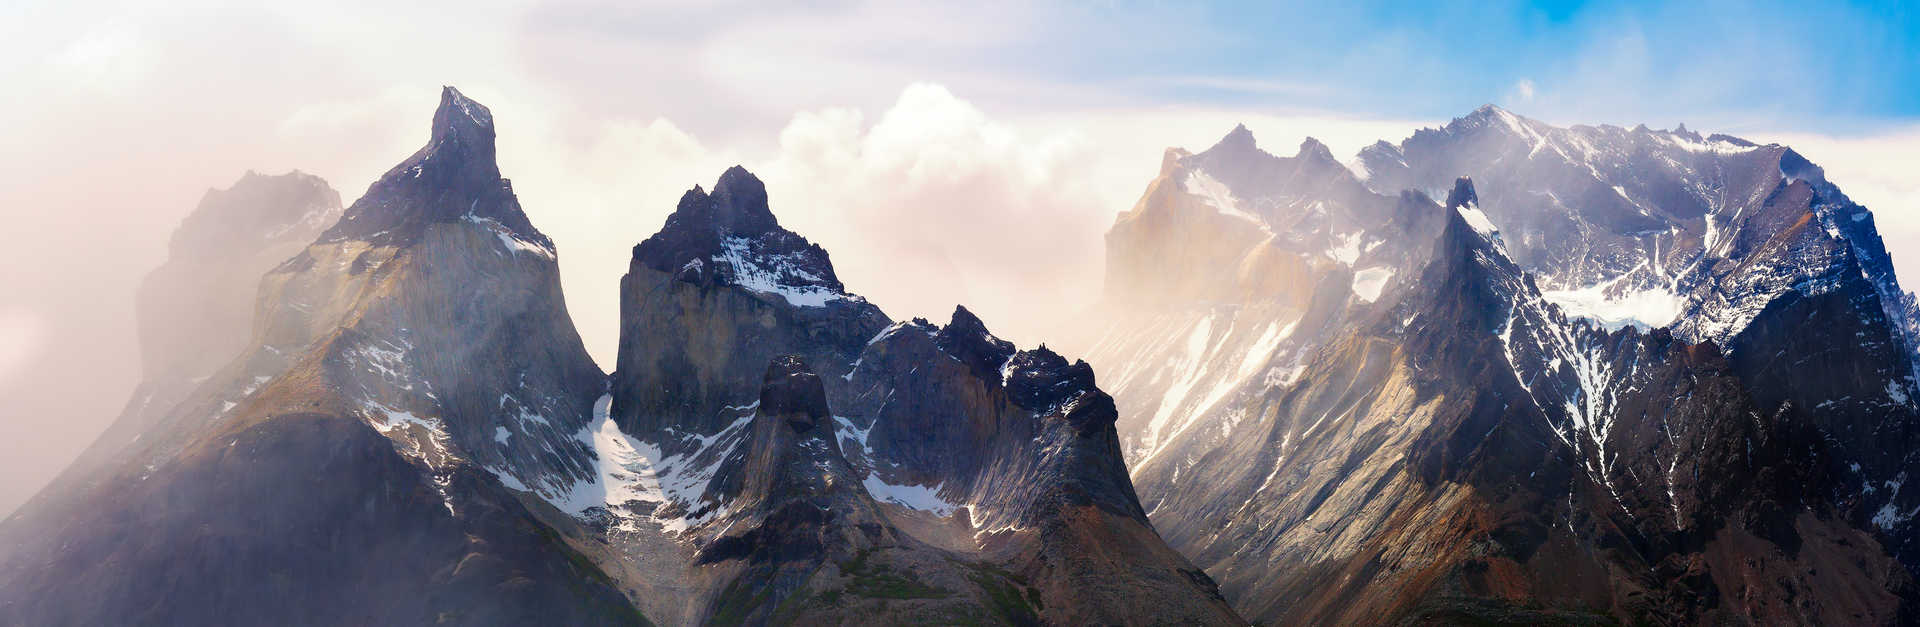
[1142,75,1335,98]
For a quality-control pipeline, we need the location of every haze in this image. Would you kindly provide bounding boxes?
[3,0,1916,516]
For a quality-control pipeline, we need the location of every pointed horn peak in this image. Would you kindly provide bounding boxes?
[711,166,778,236]
[947,304,987,333]
[1209,123,1257,153]
[432,86,495,145]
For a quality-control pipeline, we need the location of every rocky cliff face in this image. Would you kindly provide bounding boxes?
[0,87,643,626]
[1069,117,1920,624]
[1355,106,1920,561]
[488,166,1243,625]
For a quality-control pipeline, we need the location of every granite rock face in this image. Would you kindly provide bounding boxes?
[560,166,1244,625]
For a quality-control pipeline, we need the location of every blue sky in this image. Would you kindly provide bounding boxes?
[475,0,1920,143]
[970,0,1920,133]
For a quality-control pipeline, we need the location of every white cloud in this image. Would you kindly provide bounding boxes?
[756,84,1106,345]
[503,83,1427,361]
[46,21,144,91]
[1508,78,1537,105]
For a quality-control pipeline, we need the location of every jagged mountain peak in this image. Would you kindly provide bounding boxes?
[321,87,546,247]
[1194,123,1275,165]
[711,165,778,236]
[631,167,847,305]
[1214,122,1256,150]
[1003,347,1112,433]
[645,166,784,243]
[933,304,1016,383]
[660,166,782,240]
[429,86,495,156]
[1083,103,1920,625]
[1449,102,1545,138]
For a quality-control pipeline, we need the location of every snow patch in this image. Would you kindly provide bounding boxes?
[1542,282,1686,330]
[1329,231,1363,265]
[463,214,555,260]
[1456,204,1500,238]
[862,475,960,516]
[716,236,844,308]
[1183,169,1262,224]
[535,394,749,533]
[1351,267,1394,302]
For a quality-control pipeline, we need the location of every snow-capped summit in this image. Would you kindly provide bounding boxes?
[630,166,846,307]
[599,165,1241,624]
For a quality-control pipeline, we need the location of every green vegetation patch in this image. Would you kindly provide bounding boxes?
[962,562,1042,627]
[838,548,952,600]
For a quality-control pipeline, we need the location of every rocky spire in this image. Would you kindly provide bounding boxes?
[425,86,497,174]
[1208,123,1259,155]
[1445,176,1478,210]
[321,86,542,245]
[710,166,779,237]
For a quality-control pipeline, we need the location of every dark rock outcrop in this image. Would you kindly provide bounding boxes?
[593,168,1244,625]
[614,167,885,437]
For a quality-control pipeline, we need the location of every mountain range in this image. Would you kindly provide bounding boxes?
[2,89,1917,626]
[0,87,1234,626]
[1067,106,1920,624]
